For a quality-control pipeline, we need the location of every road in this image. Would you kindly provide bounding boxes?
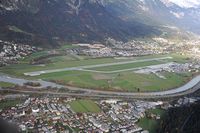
[1,81,200,99]
[24,56,173,76]
[1,73,200,98]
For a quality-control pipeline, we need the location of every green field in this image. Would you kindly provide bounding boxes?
[89,54,189,72]
[0,99,22,110]
[0,52,188,76]
[21,51,49,63]
[69,100,101,113]
[8,25,33,36]
[0,56,134,77]
[33,70,190,92]
[137,108,166,133]
[148,108,166,116]
[89,60,167,72]
[0,51,193,92]
[138,117,158,133]
[0,82,15,88]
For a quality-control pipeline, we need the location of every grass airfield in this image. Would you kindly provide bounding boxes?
[0,49,193,92]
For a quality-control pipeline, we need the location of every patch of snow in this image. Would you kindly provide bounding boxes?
[170,11,185,18]
[67,0,83,15]
[139,5,149,11]
[138,0,146,5]
[167,0,200,8]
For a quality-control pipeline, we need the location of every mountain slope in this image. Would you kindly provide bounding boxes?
[0,0,199,47]
[0,0,159,47]
[104,0,200,34]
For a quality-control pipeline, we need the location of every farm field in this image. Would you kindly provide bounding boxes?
[69,100,101,113]
[0,99,22,110]
[34,70,190,92]
[88,60,168,72]
[0,56,134,77]
[0,81,15,88]
[88,54,189,72]
[138,117,158,133]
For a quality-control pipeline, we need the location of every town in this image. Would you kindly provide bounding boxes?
[0,40,41,66]
[1,36,200,67]
[0,95,199,133]
[65,37,200,58]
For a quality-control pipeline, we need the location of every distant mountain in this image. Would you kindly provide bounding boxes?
[104,0,200,34]
[0,0,199,47]
[161,0,200,34]
[0,0,159,47]
[164,0,200,9]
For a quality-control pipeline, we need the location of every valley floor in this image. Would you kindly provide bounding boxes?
[0,50,197,92]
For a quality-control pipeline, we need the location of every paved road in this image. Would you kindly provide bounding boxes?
[24,56,173,76]
[80,62,173,74]
[1,74,200,98]
[1,81,200,99]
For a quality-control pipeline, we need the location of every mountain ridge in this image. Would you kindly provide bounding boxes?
[0,0,160,47]
[0,0,199,47]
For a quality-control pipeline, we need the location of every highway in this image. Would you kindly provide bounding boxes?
[1,74,200,98]
[1,80,200,99]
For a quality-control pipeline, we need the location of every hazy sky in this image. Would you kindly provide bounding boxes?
[169,0,200,8]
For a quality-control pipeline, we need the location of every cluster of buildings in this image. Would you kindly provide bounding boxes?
[0,95,200,133]
[66,38,169,58]
[0,97,164,133]
[135,62,200,79]
[69,43,160,58]
[0,40,40,66]
[67,37,190,58]
[1,36,200,67]
[175,97,200,107]
[63,37,200,59]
